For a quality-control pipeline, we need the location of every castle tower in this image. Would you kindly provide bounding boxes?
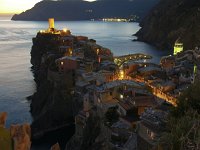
[48,18,55,30]
[174,38,183,55]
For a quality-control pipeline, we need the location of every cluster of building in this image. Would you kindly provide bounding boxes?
[34,19,200,150]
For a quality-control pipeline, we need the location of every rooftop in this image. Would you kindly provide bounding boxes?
[140,107,168,132]
[138,66,162,73]
[118,100,134,111]
[57,56,82,61]
[111,120,131,129]
[97,80,144,92]
[132,96,157,107]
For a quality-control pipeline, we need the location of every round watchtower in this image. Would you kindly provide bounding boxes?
[48,18,55,31]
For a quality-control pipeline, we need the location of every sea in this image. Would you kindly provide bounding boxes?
[0,16,167,149]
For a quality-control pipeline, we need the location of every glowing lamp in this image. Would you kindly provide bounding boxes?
[61,61,64,65]
[40,30,44,33]
[63,28,68,32]
[120,70,124,79]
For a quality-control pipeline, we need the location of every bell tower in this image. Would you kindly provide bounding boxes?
[174,38,183,55]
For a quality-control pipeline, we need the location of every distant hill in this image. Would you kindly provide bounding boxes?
[136,0,200,50]
[11,0,159,21]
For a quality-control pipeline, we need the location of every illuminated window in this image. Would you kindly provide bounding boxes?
[96,49,100,55]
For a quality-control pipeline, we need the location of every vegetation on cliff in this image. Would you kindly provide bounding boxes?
[66,112,105,150]
[160,81,200,149]
[0,127,12,150]
[104,106,119,127]
[136,0,200,50]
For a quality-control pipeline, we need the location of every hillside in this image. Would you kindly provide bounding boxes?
[136,0,200,50]
[11,0,159,21]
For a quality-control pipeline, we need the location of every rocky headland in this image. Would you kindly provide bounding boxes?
[136,0,200,50]
[30,31,82,141]
[29,18,116,148]
[11,0,159,21]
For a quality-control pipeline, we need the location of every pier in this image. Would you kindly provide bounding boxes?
[114,53,152,67]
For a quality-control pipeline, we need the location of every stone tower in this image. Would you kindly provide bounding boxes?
[48,18,55,30]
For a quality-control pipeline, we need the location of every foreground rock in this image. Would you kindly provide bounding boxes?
[0,112,31,150]
[0,112,7,128]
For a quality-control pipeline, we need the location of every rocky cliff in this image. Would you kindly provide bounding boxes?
[30,32,82,142]
[66,111,112,150]
[136,0,200,50]
[0,112,31,150]
[11,0,159,21]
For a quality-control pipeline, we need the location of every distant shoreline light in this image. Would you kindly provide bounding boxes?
[84,0,96,2]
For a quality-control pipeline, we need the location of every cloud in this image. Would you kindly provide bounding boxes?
[0,0,42,13]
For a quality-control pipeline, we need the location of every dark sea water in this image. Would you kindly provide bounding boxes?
[0,16,166,149]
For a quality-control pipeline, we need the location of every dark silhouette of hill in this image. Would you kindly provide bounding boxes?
[11,0,159,21]
[136,0,200,50]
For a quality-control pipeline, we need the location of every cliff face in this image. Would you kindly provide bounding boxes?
[30,33,82,140]
[11,0,159,21]
[66,111,112,150]
[136,0,200,50]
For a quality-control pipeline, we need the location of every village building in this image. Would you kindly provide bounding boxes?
[56,56,80,73]
[160,55,175,73]
[137,104,170,150]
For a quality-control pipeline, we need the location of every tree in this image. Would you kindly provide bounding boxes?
[160,110,200,150]
[172,81,200,117]
[104,107,119,126]
[160,81,200,150]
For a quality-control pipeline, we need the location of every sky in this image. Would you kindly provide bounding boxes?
[0,0,96,14]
